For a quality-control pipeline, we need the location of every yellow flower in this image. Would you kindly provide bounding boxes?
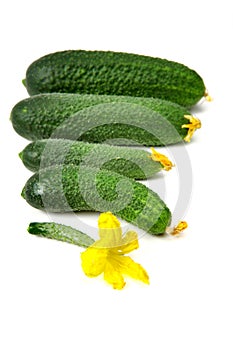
[81,212,149,290]
[182,115,202,142]
[150,148,174,171]
[166,221,188,236]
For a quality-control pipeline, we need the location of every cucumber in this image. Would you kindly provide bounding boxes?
[11,93,200,145]
[23,50,206,106]
[28,222,94,248]
[19,139,167,179]
[22,165,171,235]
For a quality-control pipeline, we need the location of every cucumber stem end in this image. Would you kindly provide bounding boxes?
[204,90,213,102]
[22,79,27,87]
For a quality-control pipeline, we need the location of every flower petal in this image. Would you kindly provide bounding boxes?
[98,212,122,246]
[97,227,123,248]
[182,115,201,142]
[104,261,126,290]
[110,255,149,285]
[98,212,121,229]
[150,148,174,171]
[81,247,108,277]
[114,230,139,254]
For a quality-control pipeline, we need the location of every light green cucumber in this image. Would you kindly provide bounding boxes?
[28,222,94,248]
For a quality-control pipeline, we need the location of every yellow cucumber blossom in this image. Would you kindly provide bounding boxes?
[150,148,174,171]
[167,221,188,236]
[81,212,149,290]
[182,115,201,142]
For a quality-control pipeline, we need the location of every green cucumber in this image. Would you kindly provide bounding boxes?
[11,93,200,145]
[28,222,94,247]
[19,139,166,179]
[23,50,206,106]
[22,165,171,235]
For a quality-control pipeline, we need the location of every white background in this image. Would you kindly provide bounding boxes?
[1,1,233,349]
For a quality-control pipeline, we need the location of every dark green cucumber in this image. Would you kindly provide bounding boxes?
[28,222,94,247]
[22,165,171,235]
[19,139,164,179]
[10,93,197,146]
[23,50,206,106]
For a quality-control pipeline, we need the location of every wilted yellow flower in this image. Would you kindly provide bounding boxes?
[204,90,213,102]
[168,221,188,236]
[81,212,149,290]
[150,148,174,171]
[182,115,202,142]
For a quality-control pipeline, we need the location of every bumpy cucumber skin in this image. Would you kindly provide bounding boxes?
[28,222,95,247]
[19,139,162,179]
[22,165,171,235]
[11,93,189,145]
[24,50,205,106]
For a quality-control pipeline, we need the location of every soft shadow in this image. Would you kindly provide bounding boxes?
[190,100,211,114]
